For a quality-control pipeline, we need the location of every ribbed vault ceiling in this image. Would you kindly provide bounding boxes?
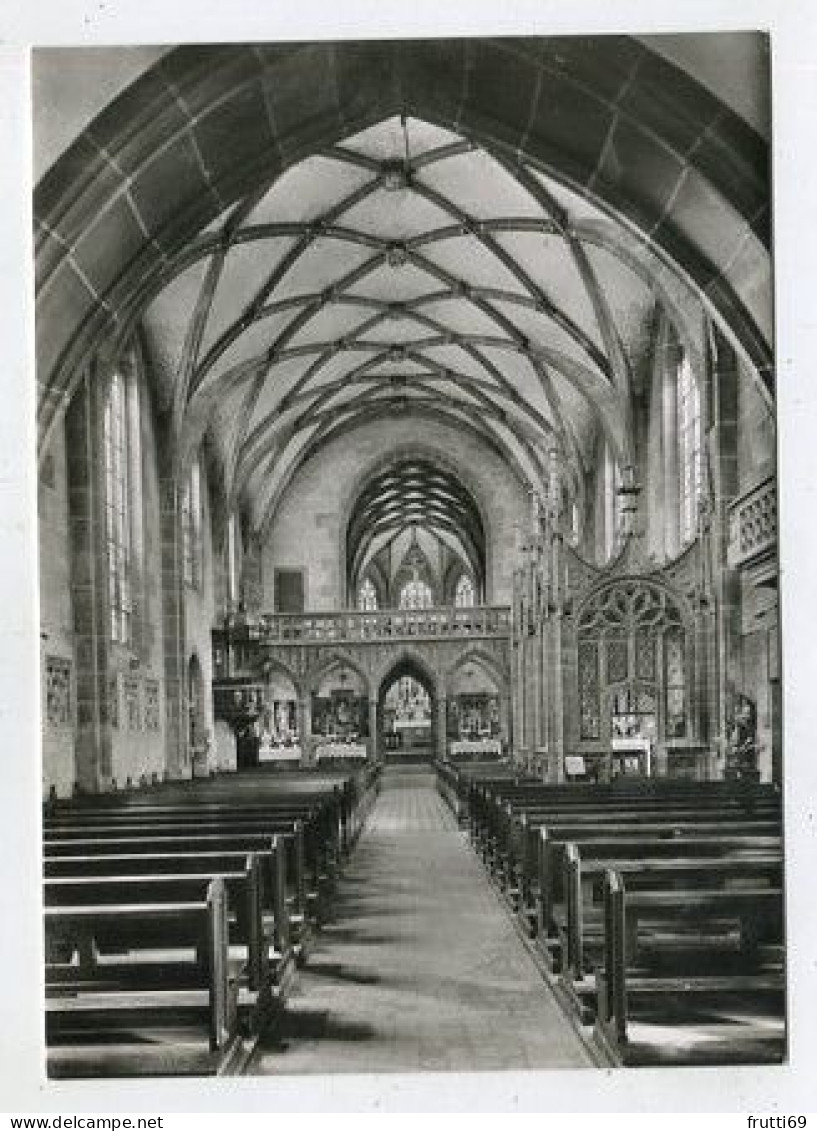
[140,114,682,532]
[347,458,485,590]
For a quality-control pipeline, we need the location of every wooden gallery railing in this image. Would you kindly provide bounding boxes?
[216,605,511,649]
[727,474,776,576]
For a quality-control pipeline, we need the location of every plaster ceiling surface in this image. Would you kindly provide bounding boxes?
[139,113,707,534]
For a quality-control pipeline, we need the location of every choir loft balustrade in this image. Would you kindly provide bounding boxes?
[217,605,511,649]
[211,605,512,768]
[727,475,777,585]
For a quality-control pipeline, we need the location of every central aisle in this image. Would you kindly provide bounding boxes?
[251,768,593,1073]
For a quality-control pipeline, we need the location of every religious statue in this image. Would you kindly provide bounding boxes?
[726,692,759,781]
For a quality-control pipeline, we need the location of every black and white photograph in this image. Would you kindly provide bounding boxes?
[4,2,817,1112]
[32,30,783,1080]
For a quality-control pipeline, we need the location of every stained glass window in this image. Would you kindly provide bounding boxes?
[399,579,433,609]
[604,443,622,561]
[635,628,656,681]
[678,353,702,545]
[454,574,475,607]
[571,500,580,544]
[605,636,629,684]
[182,460,202,588]
[358,577,378,611]
[103,371,133,644]
[227,514,239,604]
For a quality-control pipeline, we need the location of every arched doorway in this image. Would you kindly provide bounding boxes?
[377,658,438,765]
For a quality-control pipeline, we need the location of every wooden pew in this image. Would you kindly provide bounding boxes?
[45,832,298,987]
[466,775,785,1066]
[467,782,780,917]
[50,761,381,854]
[45,876,243,1078]
[43,766,379,1077]
[500,792,780,896]
[470,780,779,871]
[44,811,330,921]
[536,825,782,941]
[45,854,270,999]
[594,869,785,1066]
[47,812,315,942]
[557,845,783,1019]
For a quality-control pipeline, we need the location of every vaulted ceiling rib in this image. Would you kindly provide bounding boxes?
[139,114,705,530]
[346,458,486,590]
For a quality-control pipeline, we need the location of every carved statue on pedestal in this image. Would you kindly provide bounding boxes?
[726,692,759,781]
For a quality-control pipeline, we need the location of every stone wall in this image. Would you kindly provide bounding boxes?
[39,418,75,797]
[182,461,218,773]
[736,357,778,780]
[737,361,776,493]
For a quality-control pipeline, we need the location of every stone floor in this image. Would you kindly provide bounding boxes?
[250,767,593,1074]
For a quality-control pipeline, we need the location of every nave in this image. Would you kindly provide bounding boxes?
[251,767,592,1074]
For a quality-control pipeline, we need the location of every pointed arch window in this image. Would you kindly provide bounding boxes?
[678,353,702,545]
[399,579,433,609]
[103,369,135,644]
[358,577,378,611]
[454,574,475,608]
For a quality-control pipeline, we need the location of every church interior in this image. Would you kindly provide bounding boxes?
[34,34,782,1079]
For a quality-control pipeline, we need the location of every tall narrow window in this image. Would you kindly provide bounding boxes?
[603,443,622,561]
[358,577,378,611]
[678,353,702,544]
[226,513,239,605]
[454,574,475,608]
[103,371,132,644]
[571,500,580,545]
[181,460,202,588]
[399,579,433,609]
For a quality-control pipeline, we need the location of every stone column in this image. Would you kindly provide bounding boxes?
[549,613,566,783]
[516,635,526,765]
[298,693,313,767]
[437,692,448,763]
[65,373,111,792]
[539,618,550,774]
[368,696,378,762]
[157,416,188,781]
[532,624,542,755]
[710,329,742,776]
[499,690,512,759]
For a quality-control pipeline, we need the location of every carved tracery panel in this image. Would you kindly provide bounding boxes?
[576,579,690,742]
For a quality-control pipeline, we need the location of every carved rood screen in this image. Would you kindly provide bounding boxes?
[576,580,689,742]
